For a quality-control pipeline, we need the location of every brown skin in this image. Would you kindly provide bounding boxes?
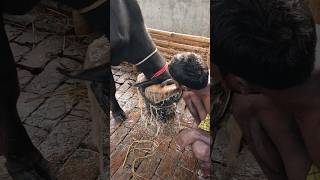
[232,93,311,180]
[220,56,320,179]
[174,83,212,177]
[262,72,320,169]
[179,85,210,124]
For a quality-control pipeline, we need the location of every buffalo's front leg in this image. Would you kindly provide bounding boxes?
[110,73,126,121]
[0,19,54,180]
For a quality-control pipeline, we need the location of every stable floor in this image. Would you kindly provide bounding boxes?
[1,6,102,180]
[0,4,266,180]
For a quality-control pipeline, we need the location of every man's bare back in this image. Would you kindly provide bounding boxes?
[264,25,320,169]
[232,25,320,179]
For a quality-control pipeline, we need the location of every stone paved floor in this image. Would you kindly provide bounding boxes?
[1,4,267,180]
[1,5,101,180]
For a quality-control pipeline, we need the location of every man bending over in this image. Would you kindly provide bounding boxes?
[168,52,212,178]
[213,0,320,179]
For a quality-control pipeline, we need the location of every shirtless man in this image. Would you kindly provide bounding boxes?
[168,52,212,177]
[213,0,320,179]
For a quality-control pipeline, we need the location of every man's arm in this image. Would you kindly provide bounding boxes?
[183,91,208,124]
[183,91,201,123]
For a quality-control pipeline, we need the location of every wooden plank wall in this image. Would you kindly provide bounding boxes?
[147,28,210,67]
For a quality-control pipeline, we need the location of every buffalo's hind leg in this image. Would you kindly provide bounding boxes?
[110,74,126,122]
[0,20,54,180]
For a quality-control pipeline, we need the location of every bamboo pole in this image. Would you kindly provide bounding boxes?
[153,39,209,53]
[162,53,172,61]
[158,46,179,55]
[158,49,209,65]
[147,28,210,44]
[149,33,209,48]
[158,46,209,62]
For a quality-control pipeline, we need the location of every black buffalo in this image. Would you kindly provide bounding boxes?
[65,0,171,121]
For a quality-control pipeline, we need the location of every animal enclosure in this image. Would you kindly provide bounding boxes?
[110,29,211,180]
[0,1,269,179]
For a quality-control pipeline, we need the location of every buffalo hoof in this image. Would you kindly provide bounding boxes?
[112,109,127,122]
[5,155,55,180]
[160,79,175,87]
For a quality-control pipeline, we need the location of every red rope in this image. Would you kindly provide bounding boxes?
[151,64,168,79]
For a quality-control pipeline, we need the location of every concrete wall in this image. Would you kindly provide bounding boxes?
[137,0,210,37]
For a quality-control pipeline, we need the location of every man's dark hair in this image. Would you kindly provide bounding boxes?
[212,0,317,89]
[169,52,209,90]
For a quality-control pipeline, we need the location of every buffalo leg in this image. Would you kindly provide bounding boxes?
[110,73,126,121]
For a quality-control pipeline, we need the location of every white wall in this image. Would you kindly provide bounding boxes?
[137,0,210,37]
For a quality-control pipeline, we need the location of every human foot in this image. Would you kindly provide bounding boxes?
[197,161,212,179]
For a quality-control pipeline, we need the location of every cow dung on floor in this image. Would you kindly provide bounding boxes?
[136,73,182,135]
